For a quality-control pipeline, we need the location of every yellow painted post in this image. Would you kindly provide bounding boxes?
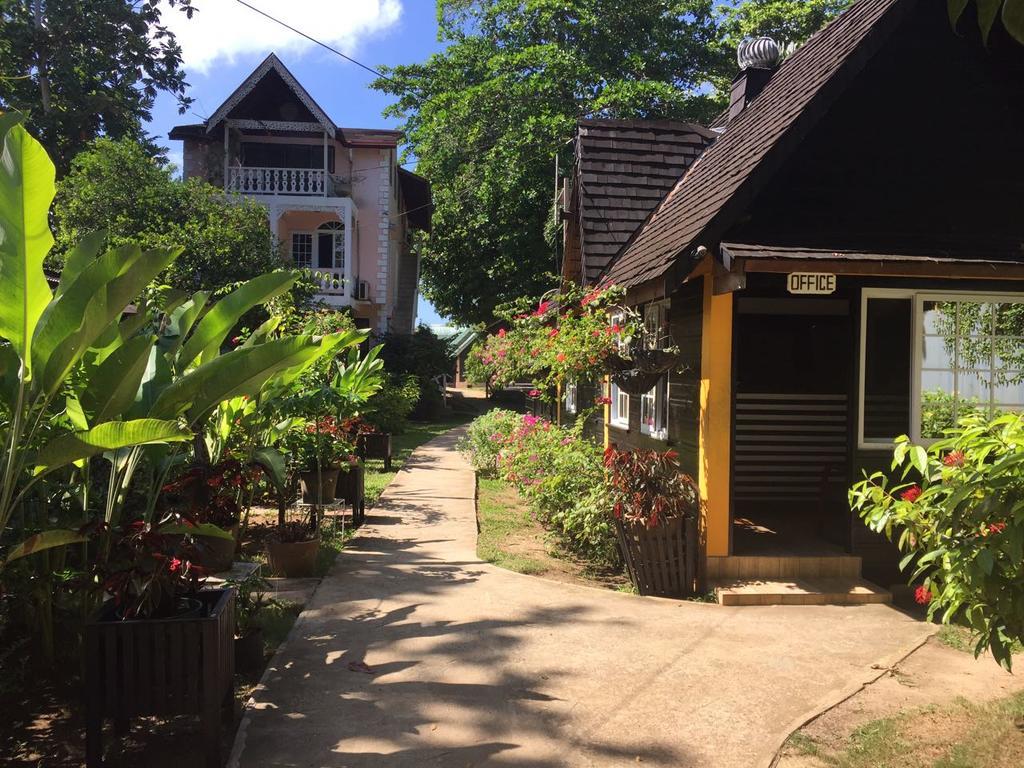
[699,274,733,557]
[555,380,562,425]
[603,375,611,449]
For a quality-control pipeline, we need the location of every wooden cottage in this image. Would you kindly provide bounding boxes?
[570,0,1024,600]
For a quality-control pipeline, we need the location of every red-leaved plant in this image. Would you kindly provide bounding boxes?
[603,448,699,529]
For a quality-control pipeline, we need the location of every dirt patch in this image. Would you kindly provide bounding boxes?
[777,636,1024,767]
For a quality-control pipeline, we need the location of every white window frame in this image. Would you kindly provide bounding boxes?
[564,380,578,415]
[316,221,346,271]
[290,231,313,269]
[859,288,1024,449]
[609,310,630,429]
[640,301,670,440]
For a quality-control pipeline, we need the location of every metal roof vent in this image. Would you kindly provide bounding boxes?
[737,37,781,70]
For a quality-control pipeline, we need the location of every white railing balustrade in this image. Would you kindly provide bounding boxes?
[313,268,346,295]
[226,167,327,196]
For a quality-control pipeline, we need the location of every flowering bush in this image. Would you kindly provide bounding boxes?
[849,413,1024,669]
[603,448,699,529]
[458,408,524,475]
[460,409,618,566]
[160,458,262,529]
[468,283,638,394]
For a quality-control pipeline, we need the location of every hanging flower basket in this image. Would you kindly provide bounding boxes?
[607,347,686,395]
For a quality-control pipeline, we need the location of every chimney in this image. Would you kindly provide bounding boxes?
[729,37,781,122]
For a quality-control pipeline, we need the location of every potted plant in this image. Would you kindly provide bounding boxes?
[229,571,276,673]
[286,417,346,505]
[83,517,236,768]
[160,459,256,572]
[266,518,320,577]
[346,416,393,471]
[604,448,700,598]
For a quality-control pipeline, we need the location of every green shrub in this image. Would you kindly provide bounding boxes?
[458,408,522,475]
[850,413,1024,669]
[365,374,420,434]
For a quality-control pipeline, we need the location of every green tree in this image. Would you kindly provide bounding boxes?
[374,1,848,324]
[949,0,1024,44]
[53,138,284,293]
[0,0,195,173]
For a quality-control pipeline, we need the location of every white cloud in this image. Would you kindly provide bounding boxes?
[162,0,403,74]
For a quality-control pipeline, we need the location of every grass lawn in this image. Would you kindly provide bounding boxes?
[936,624,1024,656]
[475,476,628,588]
[784,692,1024,767]
[362,416,473,507]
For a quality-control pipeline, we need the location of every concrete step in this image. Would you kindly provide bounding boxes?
[713,577,892,606]
[707,554,862,580]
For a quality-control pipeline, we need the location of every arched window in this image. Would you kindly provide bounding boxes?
[316,220,345,271]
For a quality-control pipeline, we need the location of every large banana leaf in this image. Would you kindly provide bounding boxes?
[0,117,54,372]
[252,446,289,498]
[151,332,355,424]
[32,244,181,399]
[80,334,156,423]
[56,230,106,297]
[4,529,88,565]
[162,291,210,358]
[34,418,192,475]
[178,272,296,370]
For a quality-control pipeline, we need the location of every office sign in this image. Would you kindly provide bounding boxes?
[787,273,836,295]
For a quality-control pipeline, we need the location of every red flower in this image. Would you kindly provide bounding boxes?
[595,396,612,405]
[556,353,566,363]
[592,330,601,338]
[533,301,551,317]
[231,336,241,346]
[497,328,506,338]
[530,348,539,357]
[942,450,965,467]
[548,328,559,338]
[528,389,540,398]
[168,557,182,574]
[901,485,922,503]
[497,349,507,358]
[914,585,932,605]
[609,324,622,334]
[985,522,1007,536]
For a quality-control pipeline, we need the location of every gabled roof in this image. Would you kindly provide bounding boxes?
[205,53,336,138]
[603,0,914,293]
[571,119,716,283]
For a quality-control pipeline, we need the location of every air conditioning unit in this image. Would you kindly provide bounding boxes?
[355,280,370,301]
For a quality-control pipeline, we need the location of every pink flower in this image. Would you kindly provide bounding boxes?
[168,557,182,574]
[497,349,507,358]
[561,437,573,446]
[548,328,560,338]
[528,389,541,398]
[497,328,506,338]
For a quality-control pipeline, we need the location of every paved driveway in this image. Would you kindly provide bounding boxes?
[231,430,932,768]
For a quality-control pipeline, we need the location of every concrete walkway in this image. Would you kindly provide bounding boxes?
[231,430,933,768]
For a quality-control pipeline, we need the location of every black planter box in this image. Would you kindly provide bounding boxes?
[357,432,392,471]
[615,517,698,598]
[84,588,236,768]
[336,463,366,526]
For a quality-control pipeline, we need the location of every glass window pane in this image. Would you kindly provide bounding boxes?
[994,338,1024,370]
[994,303,1024,337]
[922,301,958,335]
[922,335,956,369]
[921,390,957,439]
[863,298,911,441]
[957,302,995,337]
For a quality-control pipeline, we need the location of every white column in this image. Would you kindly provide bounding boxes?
[343,200,353,299]
[269,205,281,253]
[223,123,230,190]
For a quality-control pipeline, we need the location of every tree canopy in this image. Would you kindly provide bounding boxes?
[53,138,284,293]
[0,0,195,173]
[374,0,850,324]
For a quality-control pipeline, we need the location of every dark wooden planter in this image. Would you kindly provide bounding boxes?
[85,588,235,768]
[234,628,265,673]
[192,523,238,573]
[335,463,366,526]
[299,468,339,505]
[357,432,392,471]
[615,516,698,598]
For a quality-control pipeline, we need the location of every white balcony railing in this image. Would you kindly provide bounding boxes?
[313,268,346,296]
[226,166,326,196]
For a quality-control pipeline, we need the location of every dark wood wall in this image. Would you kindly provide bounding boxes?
[609,280,703,478]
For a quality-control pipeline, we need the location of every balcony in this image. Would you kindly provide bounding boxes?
[226,166,327,196]
[313,267,346,296]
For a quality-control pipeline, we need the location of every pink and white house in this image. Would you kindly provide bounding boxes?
[170,53,431,335]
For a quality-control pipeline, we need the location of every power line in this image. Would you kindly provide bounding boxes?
[233,0,396,84]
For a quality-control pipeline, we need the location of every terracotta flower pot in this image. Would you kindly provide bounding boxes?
[266,537,320,577]
[299,468,339,505]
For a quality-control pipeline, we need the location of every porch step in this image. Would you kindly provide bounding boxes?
[707,555,862,580]
[713,577,892,606]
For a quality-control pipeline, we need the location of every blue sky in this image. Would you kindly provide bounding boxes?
[145,0,448,326]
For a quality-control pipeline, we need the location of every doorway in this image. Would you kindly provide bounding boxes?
[732,297,853,555]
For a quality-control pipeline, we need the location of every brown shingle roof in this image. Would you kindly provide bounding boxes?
[603,0,914,293]
[574,119,716,283]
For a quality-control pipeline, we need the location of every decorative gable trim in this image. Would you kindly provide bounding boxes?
[205,53,335,138]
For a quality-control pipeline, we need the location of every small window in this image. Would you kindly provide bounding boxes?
[610,381,629,428]
[291,233,313,269]
[316,221,345,271]
[564,381,578,415]
[640,380,668,440]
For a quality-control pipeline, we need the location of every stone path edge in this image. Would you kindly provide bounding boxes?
[760,627,938,768]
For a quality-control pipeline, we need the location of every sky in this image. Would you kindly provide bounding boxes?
[145,0,448,326]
